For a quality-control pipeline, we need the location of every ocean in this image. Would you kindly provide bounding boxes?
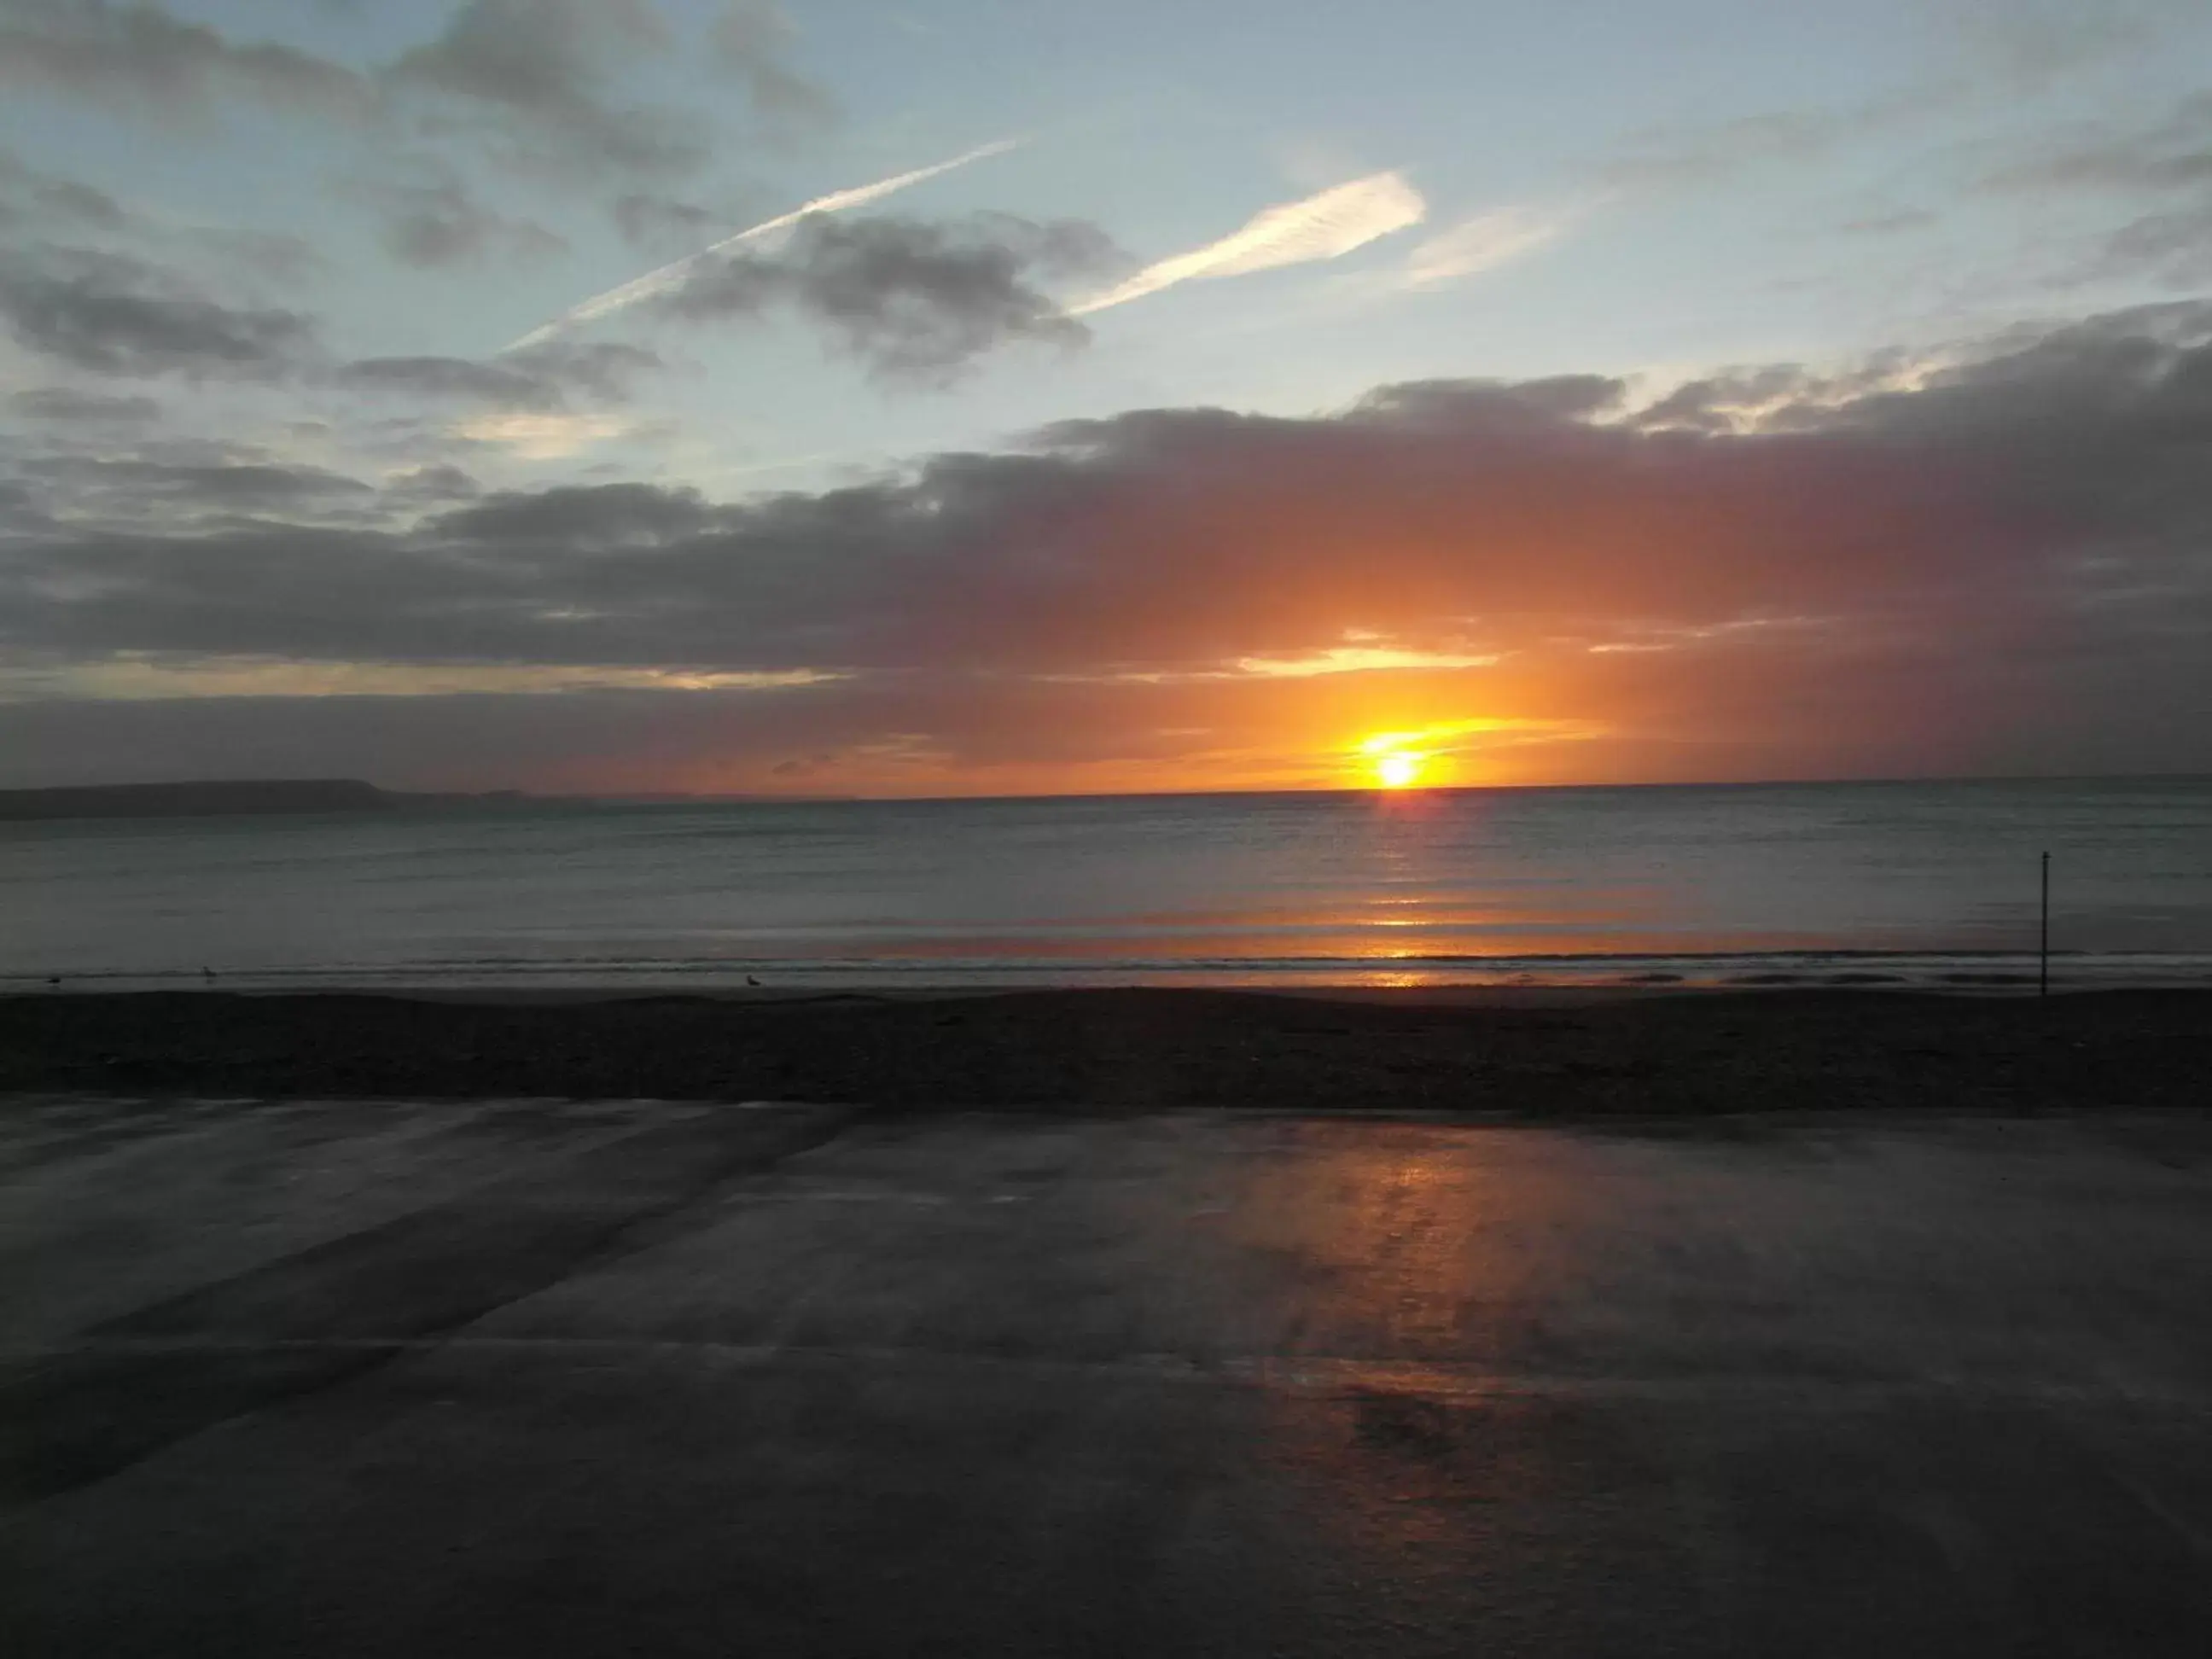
[5,777,2209,992]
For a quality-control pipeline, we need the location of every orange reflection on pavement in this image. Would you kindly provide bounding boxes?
[1220,1123,1661,1607]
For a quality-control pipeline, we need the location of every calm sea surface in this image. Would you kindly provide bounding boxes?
[5,778,2209,991]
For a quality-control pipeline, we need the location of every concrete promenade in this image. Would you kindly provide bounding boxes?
[4,1096,2210,1656]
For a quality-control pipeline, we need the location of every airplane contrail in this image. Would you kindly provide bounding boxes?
[1067,172,1425,316]
[502,137,1026,352]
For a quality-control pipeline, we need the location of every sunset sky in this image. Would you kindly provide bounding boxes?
[3,0,2210,795]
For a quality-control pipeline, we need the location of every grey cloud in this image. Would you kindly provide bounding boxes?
[12,386,160,423]
[0,149,328,292]
[1348,375,1626,430]
[23,457,370,502]
[1598,87,1950,189]
[3,2,831,190]
[387,463,483,501]
[1839,208,1938,236]
[509,340,661,399]
[384,0,703,176]
[335,341,659,407]
[612,190,728,251]
[1982,93,2212,287]
[0,0,370,121]
[428,481,714,550]
[5,301,2210,782]
[112,434,282,469]
[0,147,126,228]
[1985,93,2212,194]
[345,172,568,267]
[0,244,317,376]
[712,2,835,136]
[335,356,561,408]
[185,226,327,285]
[1947,0,2186,80]
[661,212,1118,379]
[0,688,845,792]
[2093,202,2212,287]
[2004,148,2212,195]
[9,456,373,527]
[1634,366,1815,433]
[1814,301,2212,428]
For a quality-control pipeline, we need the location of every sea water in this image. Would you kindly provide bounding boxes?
[5,777,2209,991]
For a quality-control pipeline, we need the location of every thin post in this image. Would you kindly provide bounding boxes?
[2040,850,2050,998]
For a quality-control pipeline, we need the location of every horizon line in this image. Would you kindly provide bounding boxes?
[10,768,2207,809]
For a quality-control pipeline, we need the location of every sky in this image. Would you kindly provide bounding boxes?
[2,0,2209,796]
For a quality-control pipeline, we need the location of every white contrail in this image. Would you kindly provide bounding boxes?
[1068,172,1425,316]
[502,138,1026,352]
[1400,204,1570,288]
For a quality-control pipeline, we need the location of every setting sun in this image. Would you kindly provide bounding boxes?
[1374,751,1425,789]
[1358,729,1438,790]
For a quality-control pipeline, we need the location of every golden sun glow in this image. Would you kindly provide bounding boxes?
[1359,726,1440,790]
[1342,716,1610,793]
[1373,750,1425,789]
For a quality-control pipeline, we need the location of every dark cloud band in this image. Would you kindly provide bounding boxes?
[4,300,2209,786]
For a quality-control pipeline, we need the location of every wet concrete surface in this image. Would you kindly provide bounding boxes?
[3,1098,2210,1656]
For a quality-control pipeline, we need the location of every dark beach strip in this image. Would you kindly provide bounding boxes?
[3,987,2206,1116]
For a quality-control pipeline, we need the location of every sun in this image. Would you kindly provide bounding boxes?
[1357,727,1447,789]
[1373,750,1426,789]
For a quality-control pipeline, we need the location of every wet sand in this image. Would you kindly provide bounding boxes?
[3,1100,2210,1656]
[3,985,2208,1115]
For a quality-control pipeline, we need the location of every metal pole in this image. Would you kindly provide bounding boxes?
[2040,850,2050,998]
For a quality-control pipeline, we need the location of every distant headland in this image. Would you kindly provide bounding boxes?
[0,780,527,822]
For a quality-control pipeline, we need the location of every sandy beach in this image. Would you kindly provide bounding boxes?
[3,986,2207,1115]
